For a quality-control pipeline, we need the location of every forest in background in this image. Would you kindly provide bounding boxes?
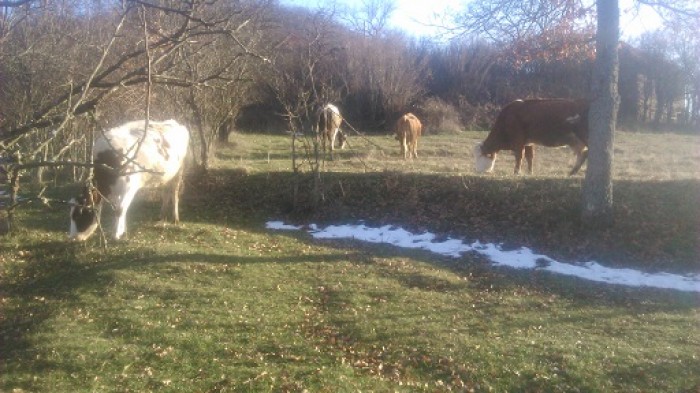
[0,0,697,177]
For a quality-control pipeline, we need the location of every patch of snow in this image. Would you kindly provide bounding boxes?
[267,221,700,293]
[265,221,302,231]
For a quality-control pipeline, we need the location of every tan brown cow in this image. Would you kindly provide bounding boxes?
[473,98,590,175]
[316,103,346,153]
[395,113,422,159]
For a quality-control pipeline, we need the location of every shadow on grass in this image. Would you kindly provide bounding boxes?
[183,168,699,270]
[0,234,360,386]
[176,168,700,299]
[2,167,698,391]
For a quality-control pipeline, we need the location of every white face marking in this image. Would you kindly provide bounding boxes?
[473,144,496,173]
[69,213,99,242]
[69,197,100,241]
[69,221,99,241]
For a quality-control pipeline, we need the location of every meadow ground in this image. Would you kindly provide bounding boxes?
[1,129,698,392]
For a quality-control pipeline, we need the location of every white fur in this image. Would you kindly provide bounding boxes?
[473,143,496,173]
[69,119,189,241]
[323,103,340,116]
[318,104,345,151]
[69,197,99,241]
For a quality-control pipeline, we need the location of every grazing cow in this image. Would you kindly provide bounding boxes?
[395,113,422,159]
[316,104,346,153]
[69,119,189,241]
[473,98,590,175]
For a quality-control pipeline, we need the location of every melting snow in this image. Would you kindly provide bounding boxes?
[266,221,700,293]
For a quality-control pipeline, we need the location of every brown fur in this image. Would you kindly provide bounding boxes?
[480,98,590,175]
[395,113,422,159]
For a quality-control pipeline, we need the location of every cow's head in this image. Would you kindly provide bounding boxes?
[337,132,347,149]
[473,143,496,173]
[69,186,101,241]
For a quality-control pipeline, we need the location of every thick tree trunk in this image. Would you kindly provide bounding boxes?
[582,0,619,228]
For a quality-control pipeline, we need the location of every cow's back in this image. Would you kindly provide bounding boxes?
[94,120,189,186]
[318,104,342,133]
[492,99,589,148]
[396,113,421,141]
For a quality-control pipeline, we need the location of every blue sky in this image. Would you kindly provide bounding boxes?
[278,0,663,39]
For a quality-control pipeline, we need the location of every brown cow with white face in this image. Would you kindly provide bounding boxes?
[395,113,422,159]
[316,103,346,153]
[474,98,590,175]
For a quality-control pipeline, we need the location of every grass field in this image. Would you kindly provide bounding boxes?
[1,129,699,392]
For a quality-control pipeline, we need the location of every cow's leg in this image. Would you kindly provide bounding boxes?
[402,137,409,159]
[525,145,534,174]
[160,174,181,223]
[569,140,589,175]
[330,129,337,151]
[513,147,524,175]
[114,184,140,240]
[171,168,184,223]
[338,130,347,149]
[159,188,172,223]
[412,139,418,159]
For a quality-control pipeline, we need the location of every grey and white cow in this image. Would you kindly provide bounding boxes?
[69,120,189,241]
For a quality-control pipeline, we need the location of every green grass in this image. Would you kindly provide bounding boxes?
[1,130,699,392]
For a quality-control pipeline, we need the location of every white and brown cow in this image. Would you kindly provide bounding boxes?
[69,119,189,241]
[395,113,422,159]
[474,98,590,175]
[316,103,346,153]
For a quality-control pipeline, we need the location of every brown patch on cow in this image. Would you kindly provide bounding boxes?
[157,138,170,160]
[130,124,172,160]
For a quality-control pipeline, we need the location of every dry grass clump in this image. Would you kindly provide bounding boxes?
[416,97,464,134]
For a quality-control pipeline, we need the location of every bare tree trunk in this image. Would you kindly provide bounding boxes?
[582,0,619,228]
[187,89,208,172]
[35,145,48,185]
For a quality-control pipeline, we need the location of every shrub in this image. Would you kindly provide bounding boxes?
[456,99,500,131]
[416,97,464,134]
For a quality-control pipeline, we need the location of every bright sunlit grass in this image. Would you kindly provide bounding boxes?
[1,129,698,392]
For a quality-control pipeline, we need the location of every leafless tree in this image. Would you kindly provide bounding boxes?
[344,0,396,38]
[261,7,348,208]
[344,32,427,128]
[450,0,595,52]
[0,0,272,232]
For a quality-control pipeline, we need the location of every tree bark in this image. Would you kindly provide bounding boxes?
[582,0,619,228]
